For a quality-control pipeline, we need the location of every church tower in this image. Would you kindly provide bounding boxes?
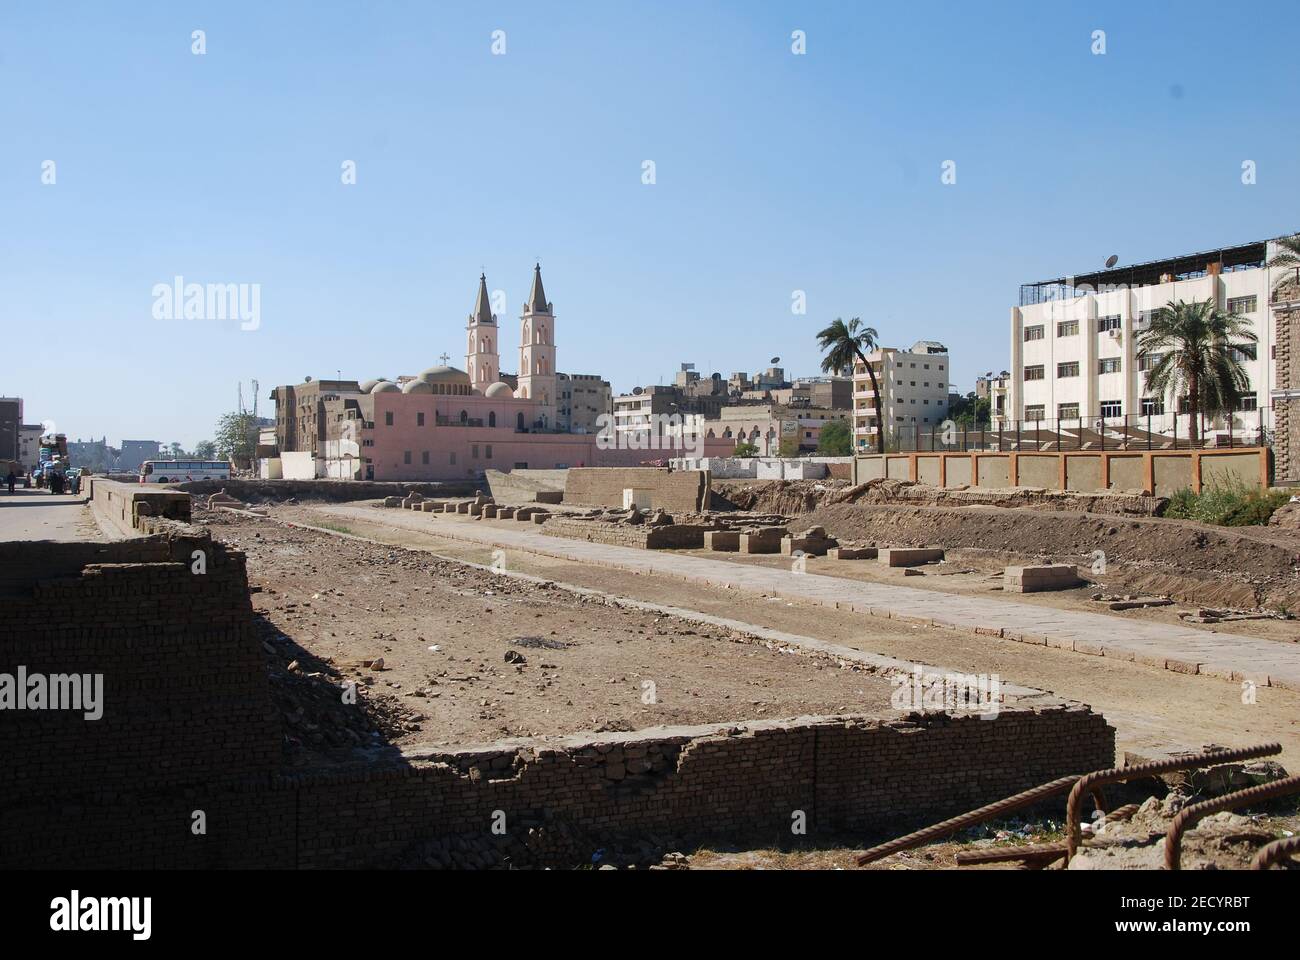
[517,263,558,429]
[465,273,499,393]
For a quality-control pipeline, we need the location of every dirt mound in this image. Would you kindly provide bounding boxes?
[805,502,1300,611]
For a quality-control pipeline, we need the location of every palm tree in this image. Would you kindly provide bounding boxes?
[817,317,883,453]
[1267,233,1300,298]
[1137,299,1256,444]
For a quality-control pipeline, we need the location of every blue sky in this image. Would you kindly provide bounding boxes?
[2,0,1296,449]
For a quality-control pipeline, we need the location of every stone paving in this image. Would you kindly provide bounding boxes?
[317,505,1300,692]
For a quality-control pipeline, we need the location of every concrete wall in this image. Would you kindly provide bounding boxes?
[853,448,1270,495]
[670,457,851,480]
[282,451,318,481]
[563,468,710,512]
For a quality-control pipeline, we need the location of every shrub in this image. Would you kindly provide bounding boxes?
[1162,479,1289,526]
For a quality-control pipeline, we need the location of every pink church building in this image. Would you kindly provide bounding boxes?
[270,266,730,481]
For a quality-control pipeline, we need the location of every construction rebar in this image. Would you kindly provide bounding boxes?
[955,841,1067,867]
[1165,775,1300,870]
[1063,743,1281,864]
[1251,835,1300,870]
[856,775,1082,866]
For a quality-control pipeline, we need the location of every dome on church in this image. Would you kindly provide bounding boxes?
[484,381,514,399]
[359,378,385,393]
[417,365,470,384]
[371,381,401,394]
[401,379,433,394]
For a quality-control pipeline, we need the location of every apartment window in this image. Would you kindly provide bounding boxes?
[385,412,394,426]
[1099,400,1123,418]
[1057,362,1079,378]
[1057,319,1079,337]
[403,450,411,464]
[471,444,479,459]
[421,451,429,464]
[450,452,456,465]
[1024,365,1045,381]
[1238,394,1259,412]
[1025,405,1045,421]
[417,412,425,427]
[1097,315,1122,332]
[1136,309,1160,331]
[1227,296,1257,314]
[938,364,944,371]
[1231,345,1258,362]
[1058,403,1080,420]
[485,444,493,458]
[1138,352,1164,372]
[1099,358,1122,374]
[923,364,930,370]
[1140,397,1164,416]
[1024,325,1045,342]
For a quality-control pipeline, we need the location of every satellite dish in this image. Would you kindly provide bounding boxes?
[1105,254,1119,268]
[304,375,313,382]
[770,356,781,364]
[632,386,643,395]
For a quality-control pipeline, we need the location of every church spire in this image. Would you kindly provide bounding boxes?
[526,263,550,315]
[471,273,494,325]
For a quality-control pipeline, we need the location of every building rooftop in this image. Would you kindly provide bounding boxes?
[1018,237,1289,306]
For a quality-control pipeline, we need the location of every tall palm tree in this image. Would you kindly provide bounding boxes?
[817,317,883,453]
[1267,233,1300,298]
[1137,299,1256,444]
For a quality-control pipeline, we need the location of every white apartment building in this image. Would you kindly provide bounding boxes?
[851,341,951,451]
[1006,238,1284,443]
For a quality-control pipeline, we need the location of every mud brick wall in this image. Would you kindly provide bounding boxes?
[0,535,279,808]
[85,476,191,536]
[563,467,709,512]
[541,516,717,549]
[292,706,1112,868]
[3,702,1112,868]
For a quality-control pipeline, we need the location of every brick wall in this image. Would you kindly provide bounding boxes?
[2,707,1113,868]
[0,535,279,810]
[541,516,718,549]
[1274,297,1298,482]
[563,468,709,511]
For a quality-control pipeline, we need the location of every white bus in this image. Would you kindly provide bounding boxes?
[138,460,232,483]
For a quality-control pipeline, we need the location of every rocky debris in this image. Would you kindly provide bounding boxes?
[1269,500,1300,530]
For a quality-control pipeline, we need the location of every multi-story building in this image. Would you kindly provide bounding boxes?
[851,342,952,451]
[702,403,851,455]
[18,424,44,473]
[557,373,611,435]
[1008,238,1286,444]
[0,397,22,465]
[118,440,162,474]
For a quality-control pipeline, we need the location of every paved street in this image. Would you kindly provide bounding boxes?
[0,487,100,541]
[317,504,1300,692]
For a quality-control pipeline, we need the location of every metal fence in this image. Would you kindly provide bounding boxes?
[876,409,1272,453]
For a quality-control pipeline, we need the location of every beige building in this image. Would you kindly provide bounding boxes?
[851,341,952,451]
[557,373,611,435]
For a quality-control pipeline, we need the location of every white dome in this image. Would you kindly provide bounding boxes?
[484,381,514,398]
[402,379,433,394]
